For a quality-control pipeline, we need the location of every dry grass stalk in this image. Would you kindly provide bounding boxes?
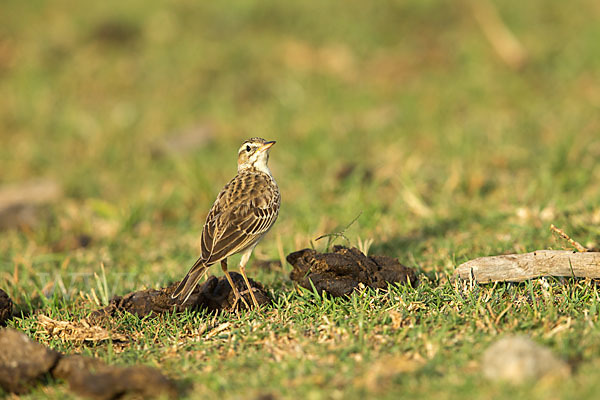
[37,315,128,343]
[466,0,528,69]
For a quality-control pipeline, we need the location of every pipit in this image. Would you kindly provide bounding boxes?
[172,138,280,309]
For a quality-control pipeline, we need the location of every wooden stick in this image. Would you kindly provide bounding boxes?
[550,224,587,252]
[455,250,600,283]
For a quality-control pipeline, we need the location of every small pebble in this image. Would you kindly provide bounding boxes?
[482,335,570,384]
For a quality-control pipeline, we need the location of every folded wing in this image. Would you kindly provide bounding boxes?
[201,172,280,263]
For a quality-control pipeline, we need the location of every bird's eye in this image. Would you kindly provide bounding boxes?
[246,145,251,152]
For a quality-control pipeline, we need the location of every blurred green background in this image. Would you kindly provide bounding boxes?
[2,0,598,251]
[1,0,600,398]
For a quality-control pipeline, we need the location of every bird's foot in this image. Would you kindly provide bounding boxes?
[239,287,262,310]
[230,292,250,312]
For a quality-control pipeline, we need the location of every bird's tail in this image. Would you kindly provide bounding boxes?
[171,258,209,303]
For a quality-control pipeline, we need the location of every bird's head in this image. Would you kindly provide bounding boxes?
[237,137,276,174]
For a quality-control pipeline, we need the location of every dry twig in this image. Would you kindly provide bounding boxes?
[550,224,587,252]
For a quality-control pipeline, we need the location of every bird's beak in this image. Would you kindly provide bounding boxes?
[259,141,276,152]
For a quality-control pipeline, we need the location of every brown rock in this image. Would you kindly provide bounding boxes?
[482,335,571,384]
[288,246,417,297]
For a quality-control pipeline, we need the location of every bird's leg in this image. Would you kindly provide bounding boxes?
[239,249,261,309]
[221,259,249,310]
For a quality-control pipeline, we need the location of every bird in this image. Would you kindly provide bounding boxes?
[172,137,280,309]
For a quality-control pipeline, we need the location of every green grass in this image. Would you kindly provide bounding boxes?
[1,0,600,398]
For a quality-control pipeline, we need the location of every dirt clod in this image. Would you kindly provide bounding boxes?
[0,179,62,230]
[253,259,283,271]
[52,354,106,380]
[0,289,12,325]
[89,20,140,46]
[151,124,214,159]
[89,272,269,323]
[0,328,61,394]
[288,246,417,297]
[55,355,177,400]
[0,328,176,398]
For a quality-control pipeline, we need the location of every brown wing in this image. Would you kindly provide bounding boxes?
[200,171,280,264]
